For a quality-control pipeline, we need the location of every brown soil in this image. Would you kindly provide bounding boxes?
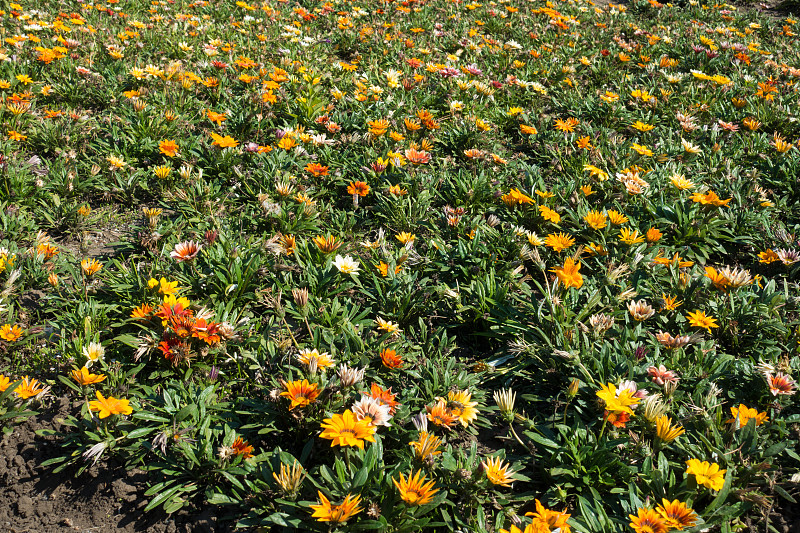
[0,398,233,533]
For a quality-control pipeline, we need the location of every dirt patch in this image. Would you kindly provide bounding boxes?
[0,398,232,533]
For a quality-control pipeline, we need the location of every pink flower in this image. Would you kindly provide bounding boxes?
[647,365,679,386]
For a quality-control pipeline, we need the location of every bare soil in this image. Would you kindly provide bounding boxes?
[0,398,232,533]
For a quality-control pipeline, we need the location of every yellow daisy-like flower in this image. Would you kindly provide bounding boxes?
[393,469,438,506]
[319,410,377,449]
[481,456,516,487]
[685,458,725,491]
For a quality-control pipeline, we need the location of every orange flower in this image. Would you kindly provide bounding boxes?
[305,162,329,176]
[89,391,133,418]
[380,348,403,368]
[159,139,179,157]
[550,257,583,289]
[171,241,202,262]
[347,181,370,196]
[232,436,254,458]
[280,379,321,410]
[404,147,431,165]
[210,132,239,148]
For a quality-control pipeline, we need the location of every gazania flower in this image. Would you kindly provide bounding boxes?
[427,399,456,427]
[654,332,693,350]
[686,310,719,331]
[231,436,254,458]
[171,241,202,262]
[670,174,696,190]
[320,410,377,449]
[347,181,370,196]
[0,374,11,393]
[538,205,561,224]
[0,324,24,342]
[758,249,780,265]
[15,376,45,400]
[584,210,607,230]
[447,390,479,427]
[727,404,768,428]
[396,232,416,245]
[607,210,629,225]
[89,391,133,418]
[131,304,153,319]
[313,235,342,254]
[280,379,320,410]
[304,162,329,176]
[376,317,401,335]
[71,367,106,386]
[628,300,655,321]
[481,456,516,487]
[273,461,305,495]
[352,395,393,426]
[619,228,645,245]
[526,499,572,533]
[310,492,362,523]
[655,415,685,443]
[656,499,698,530]
[685,458,725,491]
[159,139,179,157]
[210,132,239,148]
[333,254,360,275]
[596,383,640,414]
[690,190,732,207]
[550,257,583,289]
[80,258,103,276]
[83,342,105,367]
[766,372,796,396]
[661,294,683,311]
[544,232,575,252]
[393,470,438,506]
[410,431,442,460]
[629,508,669,533]
[369,383,401,414]
[404,147,431,165]
[380,348,403,368]
[647,365,679,386]
[298,348,335,372]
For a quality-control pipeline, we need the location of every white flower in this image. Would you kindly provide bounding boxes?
[352,396,393,426]
[83,342,105,368]
[333,254,360,275]
[681,138,702,155]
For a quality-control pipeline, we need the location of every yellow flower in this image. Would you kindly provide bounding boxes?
[544,232,575,252]
[607,210,629,225]
[210,132,239,148]
[538,205,561,224]
[280,379,321,410]
[409,431,442,460]
[685,458,725,491]
[393,469,438,505]
[319,410,377,449]
[584,210,607,230]
[631,120,655,132]
[89,391,133,418]
[15,376,45,400]
[310,492,362,523]
[656,499,698,530]
[550,257,583,289]
[481,456,516,487]
[686,310,719,331]
[525,499,572,533]
[70,367,107,386]
[655,415,685,443]
[80,258,103,276]
[596,383,640,414]
[447,389,478,427]
[726,404,768,429]
[0,324,24,342]
[396,232,416,245]
[619,227,645,245]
